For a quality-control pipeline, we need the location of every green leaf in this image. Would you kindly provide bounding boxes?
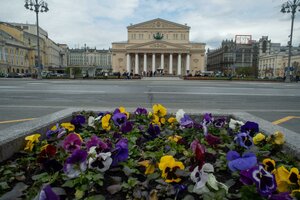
[85,195,105,200]
[0,181,10,190]
[62,179,75,188]
[75,189,85,199]
[31,172,48,181]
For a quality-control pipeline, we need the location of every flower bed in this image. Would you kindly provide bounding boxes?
[0,104,299,200]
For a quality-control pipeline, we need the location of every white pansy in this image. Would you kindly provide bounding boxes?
[229,118,244,130]
[176,109,185,123]
[88,147,112,172]
[88,116,95,127]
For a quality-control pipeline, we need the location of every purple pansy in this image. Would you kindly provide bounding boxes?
[111,138,128,166]
[121,121,133,133]
[213,117,226,128]
[226,150,257,172]
[240,165,277,197]
[147,124,160,138]
[71,115,85,128]
[112,112,127,126]
[241,121,259,137]
[86,135,108,151]
[203,113,214,124]
[46,123,65,139]
[64,149,87,178]
[234,132,253,149]
[63,133,82,153]
[38,185,59,200]
[134,107,148,115]
[180,114,194,128]
[205,133,221,146]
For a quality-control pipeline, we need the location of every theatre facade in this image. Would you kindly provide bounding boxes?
[111,18,206,76]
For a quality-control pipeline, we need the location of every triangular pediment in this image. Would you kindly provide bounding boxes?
[127,18,190,30]
[127,41,189,50]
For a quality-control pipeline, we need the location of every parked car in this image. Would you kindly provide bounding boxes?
[6,72,22,78]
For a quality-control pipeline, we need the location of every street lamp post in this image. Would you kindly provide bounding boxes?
[24,0,49,80]
[281,0,300,83]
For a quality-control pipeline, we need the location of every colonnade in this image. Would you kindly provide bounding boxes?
[126,53,190,75]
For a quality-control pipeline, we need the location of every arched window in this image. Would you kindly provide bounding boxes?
[17,69,20,73]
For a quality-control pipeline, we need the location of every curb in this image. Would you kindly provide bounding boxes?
[0,107,299,162]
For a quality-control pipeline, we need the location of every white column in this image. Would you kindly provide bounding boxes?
[177,53,181,75]
[169,54,173,75]
[143,53,147,73]
[161,54,164,71]
[135,53,139,75]
[186,54,190,75]
[152,53,155,73]
[126,54,130,73]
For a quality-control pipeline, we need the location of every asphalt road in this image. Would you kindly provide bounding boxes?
[0,78,299,133]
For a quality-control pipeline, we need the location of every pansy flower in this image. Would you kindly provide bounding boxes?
[262,158,276,173]
[24,133,41,152]
[190,139,205,169]
[203,113,214,124]
[241,121,259,137]
[226,150,257,172]
[121,121,133,134]
[114,107,130,119]
[147,123,160,139]
[213,117,226,128]
[111,138,128,166]
[273,165,300,193]
[190,163,228,195]
[267,131,285,145]
[234,132,253,149]
[63,133,82,153]
[112,112,127,126]
[37,185,59,200]
[135,107,148,115]
[240,165,277,197]
[176,109,185,123]
[71,114,85,129]
[168,135,182,143]
[60,122,75,132]
[86,135,108,151]
[167,117,177,126]
[46,123,65,139]
[139,160,156,175]
[180,114,194,128]
[253,133,266,145]
[153,104,167,117]
[88,146,112,172]
[101,114,112,131]
[37,144,62,173]
[229,118,244,130]
[158,155,185,183]
[205,133,221,146]
[64,149,87,178]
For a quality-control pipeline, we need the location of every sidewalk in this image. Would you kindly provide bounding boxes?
[142,76,182,81]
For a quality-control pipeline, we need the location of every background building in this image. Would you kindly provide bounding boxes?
[111,18,206,76]
[68,45,112,77]
[207,35,258,77]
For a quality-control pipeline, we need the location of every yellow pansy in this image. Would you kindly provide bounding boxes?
[138,160,155,175]
[158,155,185,183]
[274,165,290,192]
[287,167,299,185]
[40,144,49,151]
[168,117,176,124]
[160,117,166,125]
[119,106,130,119]
[102,114,111,131]
[262,158,276,173]
[50,125,58,131]
[24,133,41,152]
[273,131,285,145]
[61,122,75,132]
[168,135,182,143]
[253,133,266,145]
[152,115,161,126]
[153,104,167,117]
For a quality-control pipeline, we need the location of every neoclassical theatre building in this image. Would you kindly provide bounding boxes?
[111,18,206,76]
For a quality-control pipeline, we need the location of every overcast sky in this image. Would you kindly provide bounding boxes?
[1,0,299,50]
